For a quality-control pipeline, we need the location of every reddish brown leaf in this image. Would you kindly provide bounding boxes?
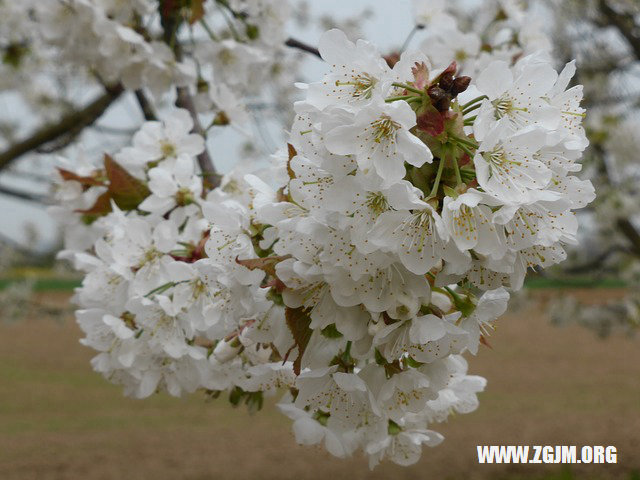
[416,105,445,137]
[384,52,401,68]
[276,187,288,203]
[411,61,430,90]
[285,306,313,375]
[161,0,179,17]
[75,191,113,219]
[57,168,105,188]
[265,277,287,292]
[104,154,150,210]
[286,143,297,180]
[189,0,206,24]
[236,255,291,277]
[479,334,493,349]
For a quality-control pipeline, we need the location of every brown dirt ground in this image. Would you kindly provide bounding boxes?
[0,290,638,480]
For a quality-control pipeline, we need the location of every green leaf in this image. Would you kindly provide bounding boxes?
[321,323,343,339]
[245,23,260,40]
[442,185,458,198]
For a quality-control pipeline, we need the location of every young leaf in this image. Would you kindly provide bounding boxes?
[411,61,430,90]
[236,255,291,277]
[104,154,150,210]
[287,143,297,180]
[75,191,113,222]
[57,168,105,188]
[417,105,445,137]
[189,0,206,24]
[284,306,313,375]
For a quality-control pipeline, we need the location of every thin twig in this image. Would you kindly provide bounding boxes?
[134,89,158,121]
[0,184,49,204]
[0,84,124,172]
[285,37,321,58]
[175,86,219,188]
[160,6,219,189]
[598,0,640,59]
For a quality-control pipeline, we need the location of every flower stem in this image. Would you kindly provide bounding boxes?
[429,157,446,198]
[462,102,483,115]
[444,286,462,303]
[461,95,488,110]
[199,19,219,41]
[452,147,462,186]
[454,142,476,159]
[385,95,415,103]
[449,134,479,149]
[392,82,424,95]
[460,168,476,180]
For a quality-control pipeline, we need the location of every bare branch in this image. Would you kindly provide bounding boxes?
[617,218,640,255]
[598,0,640,59]
[0,84,124,172]
[175,86,220,189]
[134,89,158,121]
[285,37,321,58]
[159,6,219,189]
[0,184,49,204]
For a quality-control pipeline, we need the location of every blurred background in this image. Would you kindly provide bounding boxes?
[1,0,639,478]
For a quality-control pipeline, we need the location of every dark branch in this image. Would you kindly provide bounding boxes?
[285,37,321,58]
[159,7,219,189]
[134,89,158,121]
[0,84,124,172]
[175,86,219,188]
[617,218,640,256]
[598,0,640,59]
[0,184,49,204]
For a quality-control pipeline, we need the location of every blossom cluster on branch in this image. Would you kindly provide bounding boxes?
[41,0,598,469]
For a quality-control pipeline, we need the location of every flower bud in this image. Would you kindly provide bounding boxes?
[431,291,453,312]
[213,338,241,363]
[451,76,471,96]
[384,52,401,68]
[427,86,451,112]
[439,72,455,91]
[427,85,447,103]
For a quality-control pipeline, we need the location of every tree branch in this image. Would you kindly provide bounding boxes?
[0,184,48,204]
[598,0,640,59]
[617,218,640,256]
[0,84,124,172]
[175,86,220,189]
[285,37,321,58]
[159,7,219,189]
[134,89,158,121]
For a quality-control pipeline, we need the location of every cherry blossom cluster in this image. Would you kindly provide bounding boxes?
[50,5,595,470]
[246,28,594,465]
